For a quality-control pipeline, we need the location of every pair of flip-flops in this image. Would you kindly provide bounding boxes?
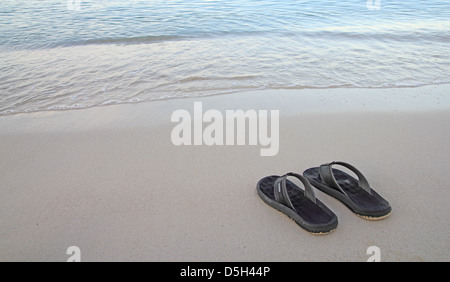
[257,161,392,235]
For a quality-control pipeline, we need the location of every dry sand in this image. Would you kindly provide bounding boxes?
[0,85,449,261]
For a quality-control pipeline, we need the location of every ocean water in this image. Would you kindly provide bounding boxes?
[1,0,449,115]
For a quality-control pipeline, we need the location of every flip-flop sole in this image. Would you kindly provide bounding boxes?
[303,168,391,220]
[257,175,338,234]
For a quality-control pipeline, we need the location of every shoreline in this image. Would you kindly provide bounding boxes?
[1,85,449,261]
[0,83,449,133]
[1,82,449,118]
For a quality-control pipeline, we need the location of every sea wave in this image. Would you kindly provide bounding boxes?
[2,81,450,117]
[1,0,449,116]
[21,27,450,49]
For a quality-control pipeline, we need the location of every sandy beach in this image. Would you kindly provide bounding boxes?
[1,84,449,261]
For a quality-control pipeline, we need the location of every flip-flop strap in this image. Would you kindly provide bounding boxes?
[273,172,317,211]
[319,161,373,195]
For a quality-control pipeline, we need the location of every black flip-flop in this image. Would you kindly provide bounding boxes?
[303,161,391,220]
[257,172,338,234]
